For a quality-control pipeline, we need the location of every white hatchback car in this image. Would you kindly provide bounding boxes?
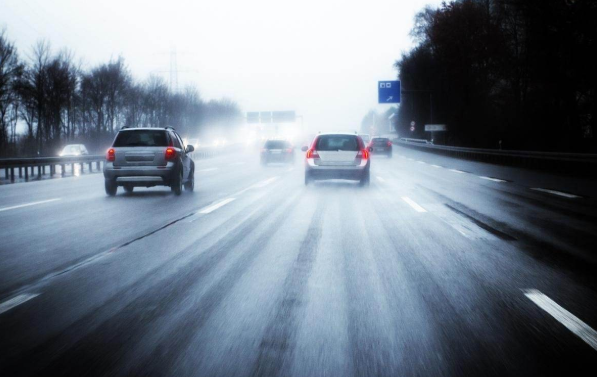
[302,133,370,186]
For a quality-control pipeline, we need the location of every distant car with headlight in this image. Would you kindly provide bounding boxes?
[59,144,89,157]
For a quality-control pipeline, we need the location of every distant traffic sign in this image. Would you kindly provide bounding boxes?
[378,81,401,104]
[246,112,260,124]
[425,124,447,132]
[247,111,297,124]
[260,112,272,123]
[272,111,296,123]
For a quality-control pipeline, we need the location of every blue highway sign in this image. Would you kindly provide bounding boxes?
[378,81,401,104]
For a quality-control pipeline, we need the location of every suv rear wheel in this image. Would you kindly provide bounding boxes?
[171,170,183,195]
[105,180,117,196]
[184,168,194,192]
[304,173,313,186]
[359,170,370,187]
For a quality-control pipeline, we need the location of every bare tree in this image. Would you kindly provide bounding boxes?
[0,29,23,155]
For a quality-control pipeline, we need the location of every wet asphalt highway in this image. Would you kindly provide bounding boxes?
[1,145,597,376]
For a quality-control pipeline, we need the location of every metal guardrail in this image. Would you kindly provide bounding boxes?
[395,138,597,173]
[399,138,431,144]
[0,155,106,182]
[0,146,221,183]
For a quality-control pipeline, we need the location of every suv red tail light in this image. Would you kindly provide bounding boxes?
[106,148,115,162]
[356,149,369,160]
[387,141,392,147]
[306,149,320,159]
[165,147,176,160]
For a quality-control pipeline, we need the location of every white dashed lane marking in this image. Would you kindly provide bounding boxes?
[198,198,236,214]
[479,176,507,183]
[0,198,61,213]
[524,289,597,351]
[401,197,427,213]
[531,188,580,199]
[0,294,40,315]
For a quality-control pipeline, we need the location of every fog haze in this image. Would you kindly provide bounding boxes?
[1,0,443,132]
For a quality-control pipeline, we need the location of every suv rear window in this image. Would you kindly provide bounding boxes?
[113,130,169,147]
[315,135,360,151]
[265,140,290,149]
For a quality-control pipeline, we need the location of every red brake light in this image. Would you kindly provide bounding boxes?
[287,148,293,153]
[356,149,369,160]
[106,148,115,162]
[165,147,176,160]
[387,141,392,147]
[306,149,320,159]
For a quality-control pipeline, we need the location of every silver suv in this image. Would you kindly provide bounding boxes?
[103,127,195,196]
[302,133,370,186]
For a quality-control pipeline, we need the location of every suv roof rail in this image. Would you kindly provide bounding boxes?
[165,126,176,131]
[120,125,133,130]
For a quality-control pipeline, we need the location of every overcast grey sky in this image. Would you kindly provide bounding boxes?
[1,0,443,132]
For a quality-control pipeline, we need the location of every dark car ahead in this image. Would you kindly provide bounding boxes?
[368,137,393,157]
[261,139,294,165]
[103,127,195,196]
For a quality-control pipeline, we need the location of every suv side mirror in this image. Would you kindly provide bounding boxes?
[185,145,195,153]
[301,146,308,152]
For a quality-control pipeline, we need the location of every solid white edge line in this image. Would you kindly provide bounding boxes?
[199,198,236,214]
[401,197,427,213]
[376,176,385,182]
[417,161,426,164]
[0,198,61,213]
[0,293,40,315]
[431,164,442,168]
[530,188,580,199]
[523,289,597,351]
[479,176,507,183]
[449,169,466,174]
